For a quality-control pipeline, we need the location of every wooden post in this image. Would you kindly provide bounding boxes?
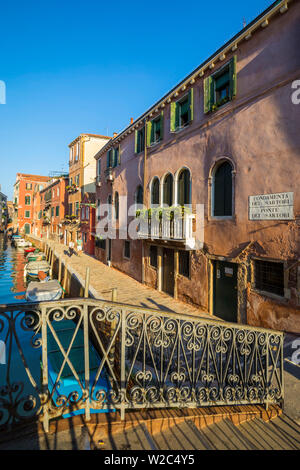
[111,287,117,302]
[62,264,68,298]
[84,267,90,298]
[50,251,55,278]
[58,258,62,284]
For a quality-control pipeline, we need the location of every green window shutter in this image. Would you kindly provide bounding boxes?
[113,148,118,167]
[147,121,152,147]
[170,102,177,132]
[135,130,138,153]
[229,55,237,99]
[107,151,110,168]
[160,111,164,141]
[188,88,194,122]
[204,76,214,114]
[118,144,121,165]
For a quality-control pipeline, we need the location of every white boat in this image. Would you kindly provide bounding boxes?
[26,280,63,302]
[15,239,32,248]
[24,260,51,279]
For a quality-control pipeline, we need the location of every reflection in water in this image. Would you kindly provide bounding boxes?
[0,234,42,428]
[0,234,27,303]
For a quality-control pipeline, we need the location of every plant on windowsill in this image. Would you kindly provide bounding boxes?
[211,96,230,112]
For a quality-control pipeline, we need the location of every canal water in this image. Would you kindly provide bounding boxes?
[0,235,27,303]
[0,234,41,424]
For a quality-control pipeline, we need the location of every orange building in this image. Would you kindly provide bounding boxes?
[37,176,69,242]
[13,173,49,235]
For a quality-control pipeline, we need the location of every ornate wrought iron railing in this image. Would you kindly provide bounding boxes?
[0,298,284,433]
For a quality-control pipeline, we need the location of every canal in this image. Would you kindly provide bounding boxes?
[0,234,42,425]
[0,234,27,303]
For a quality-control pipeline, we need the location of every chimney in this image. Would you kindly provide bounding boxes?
[130,117,134,125]
[113,132,118,138]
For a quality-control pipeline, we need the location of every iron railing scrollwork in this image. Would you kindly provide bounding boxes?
[0,299,284,433]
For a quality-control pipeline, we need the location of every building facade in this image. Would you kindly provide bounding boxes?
[94,0,300,333]
[13,173,49,235]
[65,133,111,245]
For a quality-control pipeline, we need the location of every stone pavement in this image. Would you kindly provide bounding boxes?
[45,238,210,318]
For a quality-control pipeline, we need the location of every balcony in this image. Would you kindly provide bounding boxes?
[136,207,196,248]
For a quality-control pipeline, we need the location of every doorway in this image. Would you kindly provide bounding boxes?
[162,248,174,296]
[213,260,238,322]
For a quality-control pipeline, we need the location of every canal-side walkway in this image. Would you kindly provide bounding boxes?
[29,235,210,318]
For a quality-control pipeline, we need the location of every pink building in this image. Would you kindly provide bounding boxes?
[94,0,300,333]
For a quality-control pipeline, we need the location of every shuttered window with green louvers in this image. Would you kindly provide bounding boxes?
[204,56,237,114]
[107,149,113,168]
[147,112,164,146]
[170,89,194,132]
[135,127,145,153]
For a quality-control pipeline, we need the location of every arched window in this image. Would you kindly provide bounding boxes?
[135,185,143,206]
[114,192,119,220]
[151,177,160,206]
[177,169,191,206]
[212,161,233,217]
[163,173,173,207]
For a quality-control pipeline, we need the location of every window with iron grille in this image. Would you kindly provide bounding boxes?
[124,240,130,259]
[150,245,158,268]
[179,250,190,278]
[254,260,284,297]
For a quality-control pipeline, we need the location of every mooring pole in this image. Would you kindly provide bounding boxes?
[84,267,90,298]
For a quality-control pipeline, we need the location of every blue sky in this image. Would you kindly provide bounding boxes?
[0,0,274,199]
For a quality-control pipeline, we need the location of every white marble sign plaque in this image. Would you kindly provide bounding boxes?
[249,192,294,220]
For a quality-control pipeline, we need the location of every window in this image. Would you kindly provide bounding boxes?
[86,206,89,219]
[135,127,145,154]
[163,174,173,207]
[124,240,131,259]
[51,207,54,217]
[212,161,233,217]
[97,199,101,221]
[81,207,85,220]
[107,149,113,168]
[151,177,160,206]
[177,169,191,206]
[112,147,119,167]
[114,192,119,220]
[97,159,101,176]
[56,206,59,217]
[254,260,284,297]
[25,210,30,218]
[204,56,237,113]
[26,183,32,190]
[150,245,158,268]
[135,185,143,207]
[170,89,193,132]
[75,175,80,186]
[39,184,44,191]
[75,202,79,218]
[69,203,73,215]
[179,250,190,278]
[25,195,31,205]
[38,210,42,219]
[147,113,164,146]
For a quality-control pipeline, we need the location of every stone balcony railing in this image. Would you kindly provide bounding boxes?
[136,208,196,248]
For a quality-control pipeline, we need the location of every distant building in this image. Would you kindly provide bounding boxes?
[13,173,49,235]
[64,133,111,245]
[32,175,68,241]
[80,192,96,255]
[0,191,8,231]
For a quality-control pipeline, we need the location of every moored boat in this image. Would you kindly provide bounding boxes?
[25,279,63,302]
[26,252,46,262]
[24,247,37,254]
[24,260,51,279]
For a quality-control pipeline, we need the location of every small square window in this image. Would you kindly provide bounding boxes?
[124,240,131,259]
[25,210,30,218]
[179,251,190,278]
